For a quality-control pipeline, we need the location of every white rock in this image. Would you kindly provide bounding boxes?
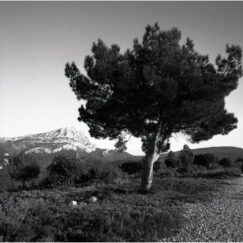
[71,200,77,206]
[89,196,98,203]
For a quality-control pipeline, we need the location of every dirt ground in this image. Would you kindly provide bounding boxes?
[161,176,243,242]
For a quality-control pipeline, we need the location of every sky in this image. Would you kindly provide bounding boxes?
[0,2,243,155]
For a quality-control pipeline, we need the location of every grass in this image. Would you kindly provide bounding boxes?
[0,172,226,242]
[196,166,242,178]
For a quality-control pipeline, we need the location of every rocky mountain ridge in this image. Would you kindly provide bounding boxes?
[0,127,96,155]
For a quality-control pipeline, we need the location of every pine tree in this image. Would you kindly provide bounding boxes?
[65,23,242,191]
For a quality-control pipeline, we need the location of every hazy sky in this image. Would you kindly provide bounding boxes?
[0,2,243,155]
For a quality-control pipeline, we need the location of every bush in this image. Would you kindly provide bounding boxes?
[0,169,12,192]
[98,165,126,185]
[165,151,177,168]
[8,153,40,189]
[193,153,219,169]
[235,157,243,172]
[120,161,143,174]
[159,168,179,178]
[120,159,161,175]
[42,155,95,188]
[47,155,77,177]
[178,145,194,170]
[72,165,97,185]
[219,157,232,167]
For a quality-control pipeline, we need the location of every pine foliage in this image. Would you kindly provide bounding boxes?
[65,23,242,154]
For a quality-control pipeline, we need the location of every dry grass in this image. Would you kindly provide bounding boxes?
[0,173,227,241]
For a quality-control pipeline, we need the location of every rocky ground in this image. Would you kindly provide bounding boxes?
[162,176,243,241]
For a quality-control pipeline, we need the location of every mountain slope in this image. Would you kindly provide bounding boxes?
[0,127,96,155]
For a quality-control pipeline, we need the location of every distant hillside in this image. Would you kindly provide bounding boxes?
[125,146,243,163]
[185,146,243,161]
[156,146,243,162]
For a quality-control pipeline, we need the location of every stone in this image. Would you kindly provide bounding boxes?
[89,196,98,203]
[71,200,77,206]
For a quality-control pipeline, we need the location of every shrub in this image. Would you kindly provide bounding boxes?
[178,145,194,170]
[219,157,232,167]
[235,157,243,172]
[120,159,161,175]
[120,162,143,174]
[72,164,97,184]
[47,155,77,177]
[0,169,12,192]
[193,153,219,169]
[42,155,85,187]
[98,165,126,185]
[165,151,177,168]
[8,153,40,189]
[159,168,179,178]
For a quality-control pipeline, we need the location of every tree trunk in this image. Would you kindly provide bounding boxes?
[141,151,160,192]
[140,125,162,192]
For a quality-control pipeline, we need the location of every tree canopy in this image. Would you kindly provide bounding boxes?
[65,23,242,190]
[9,153,40,188]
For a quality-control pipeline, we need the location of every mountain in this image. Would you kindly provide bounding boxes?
[0,127,96,155]
[0,127,136,171]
